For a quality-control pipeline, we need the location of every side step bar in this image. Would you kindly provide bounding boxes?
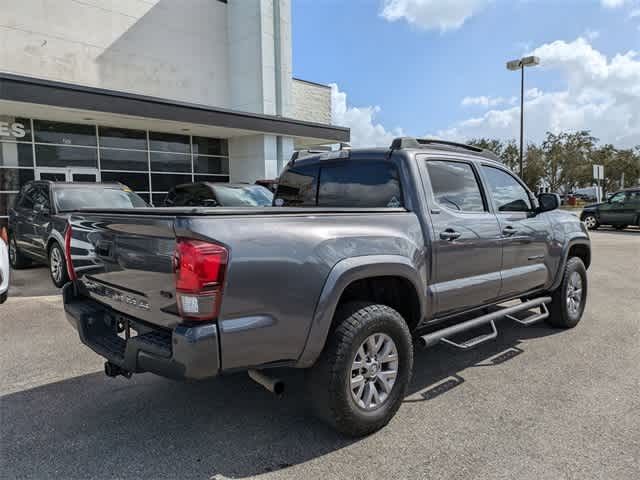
[419,297,551,350]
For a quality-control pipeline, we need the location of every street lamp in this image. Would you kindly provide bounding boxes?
[506,55,540,176]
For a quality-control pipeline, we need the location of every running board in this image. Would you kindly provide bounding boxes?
[419,297,551,350]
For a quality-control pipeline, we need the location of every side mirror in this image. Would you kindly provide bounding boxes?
[537,193,560,213]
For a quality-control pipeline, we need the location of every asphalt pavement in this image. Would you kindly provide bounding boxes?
[1,228,639,479]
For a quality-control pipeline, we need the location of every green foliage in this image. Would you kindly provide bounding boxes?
[468,132,639,194]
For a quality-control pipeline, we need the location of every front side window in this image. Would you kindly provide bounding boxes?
[609,192,625,204]
[425,160,485,212]
[482,166,532,212]
[32,185,50,211]
[317,162,403,208]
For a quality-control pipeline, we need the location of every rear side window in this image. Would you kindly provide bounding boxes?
[425,160,486,212]
[275,165,319,206]
[482,166,531,212]
[317,162,403,208]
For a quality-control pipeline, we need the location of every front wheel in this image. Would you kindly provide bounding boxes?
[546,257,588,329]
[583,214,598,230]
[48,243,69,288]
[307,302,413,437]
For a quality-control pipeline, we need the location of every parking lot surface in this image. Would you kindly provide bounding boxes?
[1,229,639,480]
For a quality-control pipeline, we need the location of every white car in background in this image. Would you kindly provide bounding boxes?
[0,227,9,304]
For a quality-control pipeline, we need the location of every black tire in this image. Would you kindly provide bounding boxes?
[9,234,30,269]
[614,225,627,231]
[582,214,599,230]
[546,257,588,329]
[48,242,69,288]
[307,302,413,437]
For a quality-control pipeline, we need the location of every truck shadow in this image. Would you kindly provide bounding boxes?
[1,320,562,479]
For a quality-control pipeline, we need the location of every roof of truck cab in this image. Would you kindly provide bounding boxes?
[289,146,504,168]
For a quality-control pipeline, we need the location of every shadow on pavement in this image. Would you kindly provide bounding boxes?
[8,265,59,298]
[1,319,563,479]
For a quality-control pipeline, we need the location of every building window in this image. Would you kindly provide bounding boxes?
[0,117,230,223]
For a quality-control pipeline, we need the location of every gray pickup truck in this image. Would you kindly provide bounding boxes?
[63,138,591,436]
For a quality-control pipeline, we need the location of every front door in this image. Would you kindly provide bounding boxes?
[420,157,503,316]
[479,164,551,298]
[599,191,636,226]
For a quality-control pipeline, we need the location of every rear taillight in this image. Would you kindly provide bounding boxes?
[174,238,228,321]
[64,223,77,281]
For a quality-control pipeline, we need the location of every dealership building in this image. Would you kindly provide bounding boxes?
[0,0,349,226]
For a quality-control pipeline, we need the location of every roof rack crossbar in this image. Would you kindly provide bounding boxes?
[390,137,500,161]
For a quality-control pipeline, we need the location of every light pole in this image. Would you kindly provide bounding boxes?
[506,55,540,176]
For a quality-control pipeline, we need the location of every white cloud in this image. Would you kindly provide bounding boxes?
[436,37,640,147]
[584,29,600,40]
[601,0,629,7]
[330,84,404,147]
[380,0,491,32]
[461,95,513,107]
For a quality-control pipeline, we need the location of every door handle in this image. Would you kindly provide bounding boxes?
[502,225,517,236]
[440,229,461,241]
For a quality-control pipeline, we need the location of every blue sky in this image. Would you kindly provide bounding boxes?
[292,0,640,147]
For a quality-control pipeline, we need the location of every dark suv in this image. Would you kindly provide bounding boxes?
[581,187,640,230]
[8,181,148,287]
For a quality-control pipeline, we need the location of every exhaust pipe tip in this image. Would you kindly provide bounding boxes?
[248,369,285,396]
[104,361,131,379]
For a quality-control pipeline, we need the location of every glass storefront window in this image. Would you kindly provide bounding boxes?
[150,152,191,173]
[99,127,147,150]
[149,132,190,154]
[34,120,97,146]
[35,145,98,168]
[192,136,228,156]
[0,117,230,222]
[1,142,34,167]
[100,149,148,171]
[193,155,229,174]
[100,171,150,192]
[151,173,192,192]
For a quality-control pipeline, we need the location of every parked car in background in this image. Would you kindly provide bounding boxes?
[8,181,148,287]
[163,182,273,207]
[63,138,590,436]
[254,179,278,193]
[581,187,640,230]
[0,227,9,304]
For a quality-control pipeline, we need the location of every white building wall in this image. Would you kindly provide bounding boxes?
[0,0,230,107]
[291,79,332,125]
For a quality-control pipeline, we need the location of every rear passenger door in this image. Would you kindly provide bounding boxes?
[421,157,502,315]
[480,165,551,297]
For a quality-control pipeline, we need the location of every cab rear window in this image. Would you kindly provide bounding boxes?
[275,161,403,208]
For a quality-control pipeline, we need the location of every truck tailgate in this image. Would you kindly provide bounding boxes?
[69,213,179,328]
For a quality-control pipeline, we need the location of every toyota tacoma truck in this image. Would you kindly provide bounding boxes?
[62,138,591,436]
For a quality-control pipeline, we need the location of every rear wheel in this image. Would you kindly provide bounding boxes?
[48,243,68,288]
[583,214,598,230]
[9,234,30,269]
[546,257,587,329]
[307,302,413,437]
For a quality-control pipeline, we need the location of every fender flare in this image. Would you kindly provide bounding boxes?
[46,231,65,256]
[549,237,591,291]
[296,254,426,368]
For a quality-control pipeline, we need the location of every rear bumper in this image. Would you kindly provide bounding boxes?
[62,284,220,380]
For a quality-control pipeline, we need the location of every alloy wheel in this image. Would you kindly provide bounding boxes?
[350,333,399,410]
[50,247,63,283]
[566,271,583,316]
